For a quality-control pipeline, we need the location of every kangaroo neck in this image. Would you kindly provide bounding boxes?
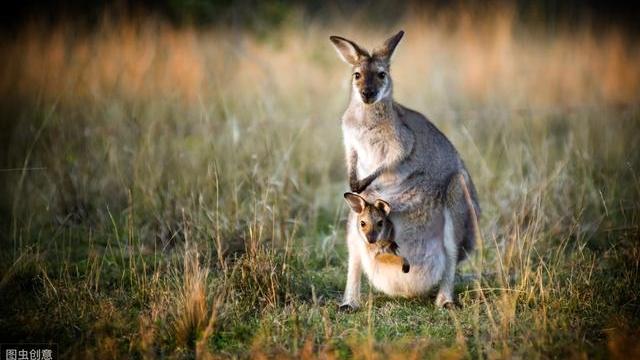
[350,97,396,127]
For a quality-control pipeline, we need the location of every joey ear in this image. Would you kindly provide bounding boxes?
[344,192,367,214]
[329,35,368,65]
[374,199,391,215]
[372,30,404,61]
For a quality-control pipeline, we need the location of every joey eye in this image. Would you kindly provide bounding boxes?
[360,221,366,227]
[377,220,383,227]
[353,72,361,80]
[377,72,386,79]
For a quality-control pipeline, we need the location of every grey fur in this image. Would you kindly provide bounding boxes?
[332,31,480,309]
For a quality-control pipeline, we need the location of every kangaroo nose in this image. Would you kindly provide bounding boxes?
[361,89,376,100]
[366,234,376,244]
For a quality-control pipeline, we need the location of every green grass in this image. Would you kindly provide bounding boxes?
[1,15,640,359]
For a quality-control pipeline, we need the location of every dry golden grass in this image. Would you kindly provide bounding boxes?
[1,6,639,359]
[1,8,639,108]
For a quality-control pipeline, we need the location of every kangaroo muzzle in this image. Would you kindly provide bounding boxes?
[366,232,377,244]
[361,88,377,104]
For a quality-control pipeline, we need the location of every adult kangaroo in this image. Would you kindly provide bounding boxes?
[330,30,481,310]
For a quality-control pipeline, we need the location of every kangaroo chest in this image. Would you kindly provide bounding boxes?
[345,120,408,178]
[355,129,391,175]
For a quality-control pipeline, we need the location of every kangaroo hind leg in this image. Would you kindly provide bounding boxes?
[436,208,458,308]
[436,173,469,308]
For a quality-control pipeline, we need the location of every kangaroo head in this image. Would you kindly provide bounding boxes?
[330,31,404,105]
[344,192,393,244]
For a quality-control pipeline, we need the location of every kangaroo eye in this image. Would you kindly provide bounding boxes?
[377,220,383,227]
[360,221,366,227]
[353,72,361,80]
[377,72,386,79]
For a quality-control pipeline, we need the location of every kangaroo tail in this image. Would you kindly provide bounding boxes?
[450,172,482,261]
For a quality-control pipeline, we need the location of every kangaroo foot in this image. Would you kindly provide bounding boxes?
[435,292,455,308]
[338,300,360,313]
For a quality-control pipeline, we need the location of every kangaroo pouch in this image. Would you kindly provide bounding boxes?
[360,209,447,297]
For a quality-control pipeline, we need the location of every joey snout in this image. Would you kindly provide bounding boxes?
[365,232,377,244]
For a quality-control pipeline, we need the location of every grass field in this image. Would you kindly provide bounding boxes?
[1,7,640,359]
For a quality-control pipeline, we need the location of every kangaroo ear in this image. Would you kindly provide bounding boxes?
[374,199,391,215]
[330,35,368,65]
[373,30,404,61]
[344,192,366,214]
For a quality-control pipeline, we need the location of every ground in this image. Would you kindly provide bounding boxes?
[1,12,640,359]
